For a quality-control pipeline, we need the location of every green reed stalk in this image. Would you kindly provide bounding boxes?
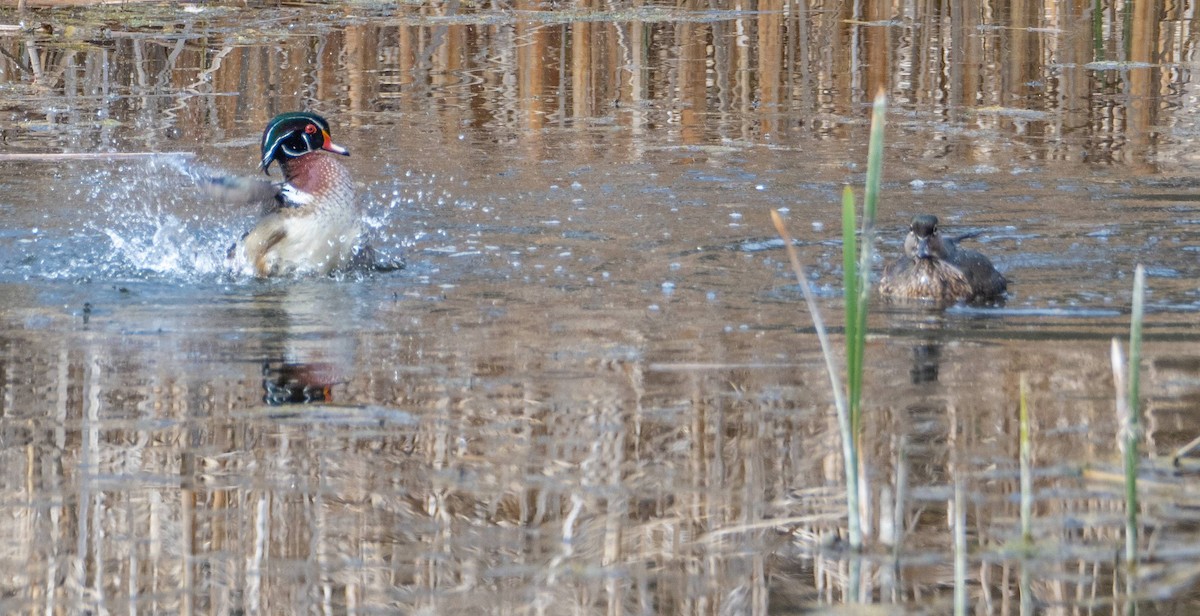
[838,92,887,554]
[848,92,886,441]
[1124,265,1145,582]
[843,184,859,412]
[1092,0,1104,61]
[1109,265,1144,616]
[772,92,886,565]
[839,186,864,553]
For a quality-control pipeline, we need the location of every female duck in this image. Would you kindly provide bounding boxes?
[227,112,361,277]
[879,214,1008,304]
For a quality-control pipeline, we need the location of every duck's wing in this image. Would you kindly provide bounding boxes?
[349,244,406,273]
[956,249,1008,300]
[197,174,281,216]
[172,158,281,214]
[197,174,280,206]
[947,230,984,244]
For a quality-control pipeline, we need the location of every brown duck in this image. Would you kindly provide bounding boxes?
[226,111,361,277]
[879,214,1008,304]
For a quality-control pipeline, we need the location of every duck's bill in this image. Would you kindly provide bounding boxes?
[322,132,350,156]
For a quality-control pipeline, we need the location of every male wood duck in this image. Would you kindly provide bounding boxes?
[226,111,362,277]
[879,214,1008,304]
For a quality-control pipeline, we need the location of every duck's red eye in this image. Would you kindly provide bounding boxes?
[304,124,317,135]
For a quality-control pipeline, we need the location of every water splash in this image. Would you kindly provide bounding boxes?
[100,213,231,278]
[78,156,243,281]
[0,155,235,283]
[2,155,436,284]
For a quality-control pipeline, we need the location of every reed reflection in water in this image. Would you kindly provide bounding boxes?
[0,0,1193,168]
[0,0,1199,614]
[4,295,1194,613]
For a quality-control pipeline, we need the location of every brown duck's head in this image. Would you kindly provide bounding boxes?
[903,214,951,261]
[260,111,349,174]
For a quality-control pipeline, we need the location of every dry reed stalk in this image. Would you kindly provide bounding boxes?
[0,152,194,161]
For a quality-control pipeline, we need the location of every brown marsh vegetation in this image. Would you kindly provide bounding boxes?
[1,1,1200,613]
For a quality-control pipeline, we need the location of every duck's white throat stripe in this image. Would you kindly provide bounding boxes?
[280,183,316,206]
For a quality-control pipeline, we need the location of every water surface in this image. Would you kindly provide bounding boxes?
[1,1,1200,613]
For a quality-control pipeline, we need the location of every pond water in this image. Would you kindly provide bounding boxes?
[2,1,1200,613]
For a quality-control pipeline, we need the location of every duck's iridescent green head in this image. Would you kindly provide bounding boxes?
[260,111,349,174]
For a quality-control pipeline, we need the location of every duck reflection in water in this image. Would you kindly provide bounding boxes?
[909,343,942,384]
[262,361,339,405]
[242,284,361,407]
[879,214,1008,305]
